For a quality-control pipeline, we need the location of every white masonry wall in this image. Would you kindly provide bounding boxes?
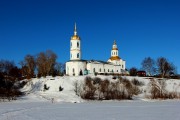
[87,62,123,74]
[66,61,86,76]
[70,40,81,60]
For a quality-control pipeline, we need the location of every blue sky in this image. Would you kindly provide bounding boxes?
[0,0,180,73]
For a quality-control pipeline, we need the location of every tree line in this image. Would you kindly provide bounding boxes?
[19,50,65,79]
[0,50,64,80]
[0,50,64,100]
[129,56,177,78]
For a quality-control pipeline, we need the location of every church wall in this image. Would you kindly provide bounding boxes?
[108,59,126,70]
[66,61,86,76]
[87,63,120,74]
[104,64,114,73]
[119,60,126,70]
[87,63,104,74]
[123,60,126,70]
[113,65,122,73]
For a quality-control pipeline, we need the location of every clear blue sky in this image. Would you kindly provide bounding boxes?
[0,0,180,73]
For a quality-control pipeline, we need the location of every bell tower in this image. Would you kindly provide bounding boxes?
[70,23,81,60]
[109,40,120,60]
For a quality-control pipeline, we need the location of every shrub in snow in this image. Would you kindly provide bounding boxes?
[80,76,141,100]
[74,81,79,96]
[99,79,110,100]
[59,86,63,91]
[81,77,96,100]
[148,79,165,99]
[0,80,23,102]
[74,81,83,96]
[131,78,144,86]
[93,77,101,85]
[147,79,180,99]
[120,78,141,98]
[43,84,50,91]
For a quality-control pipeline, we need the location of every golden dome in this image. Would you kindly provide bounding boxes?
[71,35,80,40]
[112,48,118,50]
[109,56,120,61]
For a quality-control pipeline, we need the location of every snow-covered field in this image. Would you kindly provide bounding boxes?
[0,100,180,120]
[1,75,180,120]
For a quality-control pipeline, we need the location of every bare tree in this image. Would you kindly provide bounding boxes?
[20,55,36,79]
[53,62,65,76]
[36,52,46,77]
[45,50,57,76]
[141,57,155,76]
[157,57,175,78]
[19,61,28,78]
[25,55,36,77]
[0,60,15,75]
[36,50,57,77]
[25,55,36,78]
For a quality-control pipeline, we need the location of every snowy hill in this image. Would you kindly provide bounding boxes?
[20,75,180,103]
[1,76,180,120]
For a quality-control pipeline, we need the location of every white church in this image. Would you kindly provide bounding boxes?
[66,23,126,76]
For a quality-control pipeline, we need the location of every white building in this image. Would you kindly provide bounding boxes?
[66,23,126,76]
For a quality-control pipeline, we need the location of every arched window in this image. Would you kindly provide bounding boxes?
[122,65,124,68]
[79,69,83,75]
[77,42,79,48]
[99,68,101,72]
[73,68,75,76]
[104,69,105,72]
[93,68,95,73]
[77,53,79,58]
[108,69,109,72]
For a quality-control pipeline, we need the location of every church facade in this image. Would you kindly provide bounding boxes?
[66,23,126,76]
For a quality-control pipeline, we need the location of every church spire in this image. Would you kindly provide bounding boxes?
[113,40,116,45]
[74,22,77,35]
[71,22,80,40]
[112,40,118,50]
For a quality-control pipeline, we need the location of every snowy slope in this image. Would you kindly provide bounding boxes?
[20,75,180,103]
[21,76,86,103]
[1,76,180,120]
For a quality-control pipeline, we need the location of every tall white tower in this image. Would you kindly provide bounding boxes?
[70,23,81,60]
[109,40,120,61]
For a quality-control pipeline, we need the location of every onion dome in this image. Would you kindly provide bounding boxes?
[109,56,120,60]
